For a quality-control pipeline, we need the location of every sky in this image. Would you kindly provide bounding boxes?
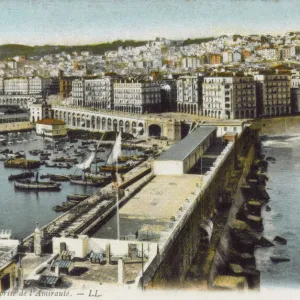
[0,0,300,45]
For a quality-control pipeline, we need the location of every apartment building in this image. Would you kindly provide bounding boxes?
[176,75,203,115]
[113,80,161,114]
[254,72,291,117]
[3,77,50,95]
[202,74,256,120]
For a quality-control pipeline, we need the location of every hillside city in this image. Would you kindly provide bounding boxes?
[0,32,300,123]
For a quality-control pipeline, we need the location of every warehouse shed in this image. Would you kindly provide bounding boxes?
[153,126,217,175]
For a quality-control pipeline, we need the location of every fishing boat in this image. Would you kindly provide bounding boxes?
[14,179,61,191]
[56,163,72,169]
[8,171,34,181]
[48,174,70,181]
[40,174,50,179]
[4,158,41,169]
[69,178,104,187]
[53,156,66,162]
[67,194,91,201]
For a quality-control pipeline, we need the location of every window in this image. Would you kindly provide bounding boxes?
[233,127,237,132]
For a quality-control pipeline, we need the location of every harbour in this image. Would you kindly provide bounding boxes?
[0,131,149,239]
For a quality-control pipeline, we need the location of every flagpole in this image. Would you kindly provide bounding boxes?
[116,136,120,241]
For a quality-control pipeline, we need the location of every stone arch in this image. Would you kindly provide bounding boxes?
[225,111,231,119]
[281,107,284,114]
[102,118,107,130]
[125,121,130,133]
[91,116,95,129]
[245,110,249,118]
[107,118,112,131]
[96,117,101,130]
[250,110,255,118]
[240,110,244,119]
[113,119,118,132]
[149,124,162,137]
[198,218,213,249]
[132,121,137,134]
[276,107,280,116]
[119,120,124,132]
[271,107,275,116]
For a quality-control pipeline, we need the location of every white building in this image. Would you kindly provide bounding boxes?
[113,80,161,114]
[202,75,256,119]
[36,118,67,137]
[29,102,52,123]
[72,77,113,109]
[153,126,217,175]
[176,75,203,115]
[222,51,233,64]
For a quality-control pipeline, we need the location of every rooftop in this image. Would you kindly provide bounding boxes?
[156,126,216,161]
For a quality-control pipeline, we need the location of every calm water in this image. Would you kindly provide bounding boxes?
[0,131,111,239]
[255,136,300,290]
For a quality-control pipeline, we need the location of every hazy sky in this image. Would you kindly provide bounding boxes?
[0,0,299,45]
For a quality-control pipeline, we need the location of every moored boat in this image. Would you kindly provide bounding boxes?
[14,180,61,191]
[8,171,34,181]
[49,174,70,181]
[69,178,104,187]
[99,165,131,173]
[67,194,91,201]
[4,158,41,169]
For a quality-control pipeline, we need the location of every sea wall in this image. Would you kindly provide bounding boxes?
[252,115,300,136]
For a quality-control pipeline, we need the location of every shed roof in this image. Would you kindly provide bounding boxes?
[156,126,216,161]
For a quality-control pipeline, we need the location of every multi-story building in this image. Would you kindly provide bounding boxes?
[29,101,52,123]
[254,72,291,117]
[209,54,222,65]
[3,77,51,96]
[176,75,203,115]
[182,57,201,69]
[72,77,113,109]
[84,78,113,109]
[202,74,256,119]
[222,51,233,64]
[256,47,278,60]
[4,77,29,95]
[113,80,161,114]
[59,70,78,98]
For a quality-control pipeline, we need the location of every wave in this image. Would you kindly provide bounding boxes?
[262,140,290,147]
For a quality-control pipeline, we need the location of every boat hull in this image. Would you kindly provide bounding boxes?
[14,180,61,191]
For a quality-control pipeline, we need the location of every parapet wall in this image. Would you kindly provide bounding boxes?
[252,115,300,136]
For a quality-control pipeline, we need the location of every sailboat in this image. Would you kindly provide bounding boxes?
[70,139,110,187]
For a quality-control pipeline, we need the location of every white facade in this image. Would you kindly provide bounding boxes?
[29,102,52,122]
[154,127,216,175]
[114,81,161,114]
[72,77,113,109]
[176,75,202,115]
[202,76,256,120]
